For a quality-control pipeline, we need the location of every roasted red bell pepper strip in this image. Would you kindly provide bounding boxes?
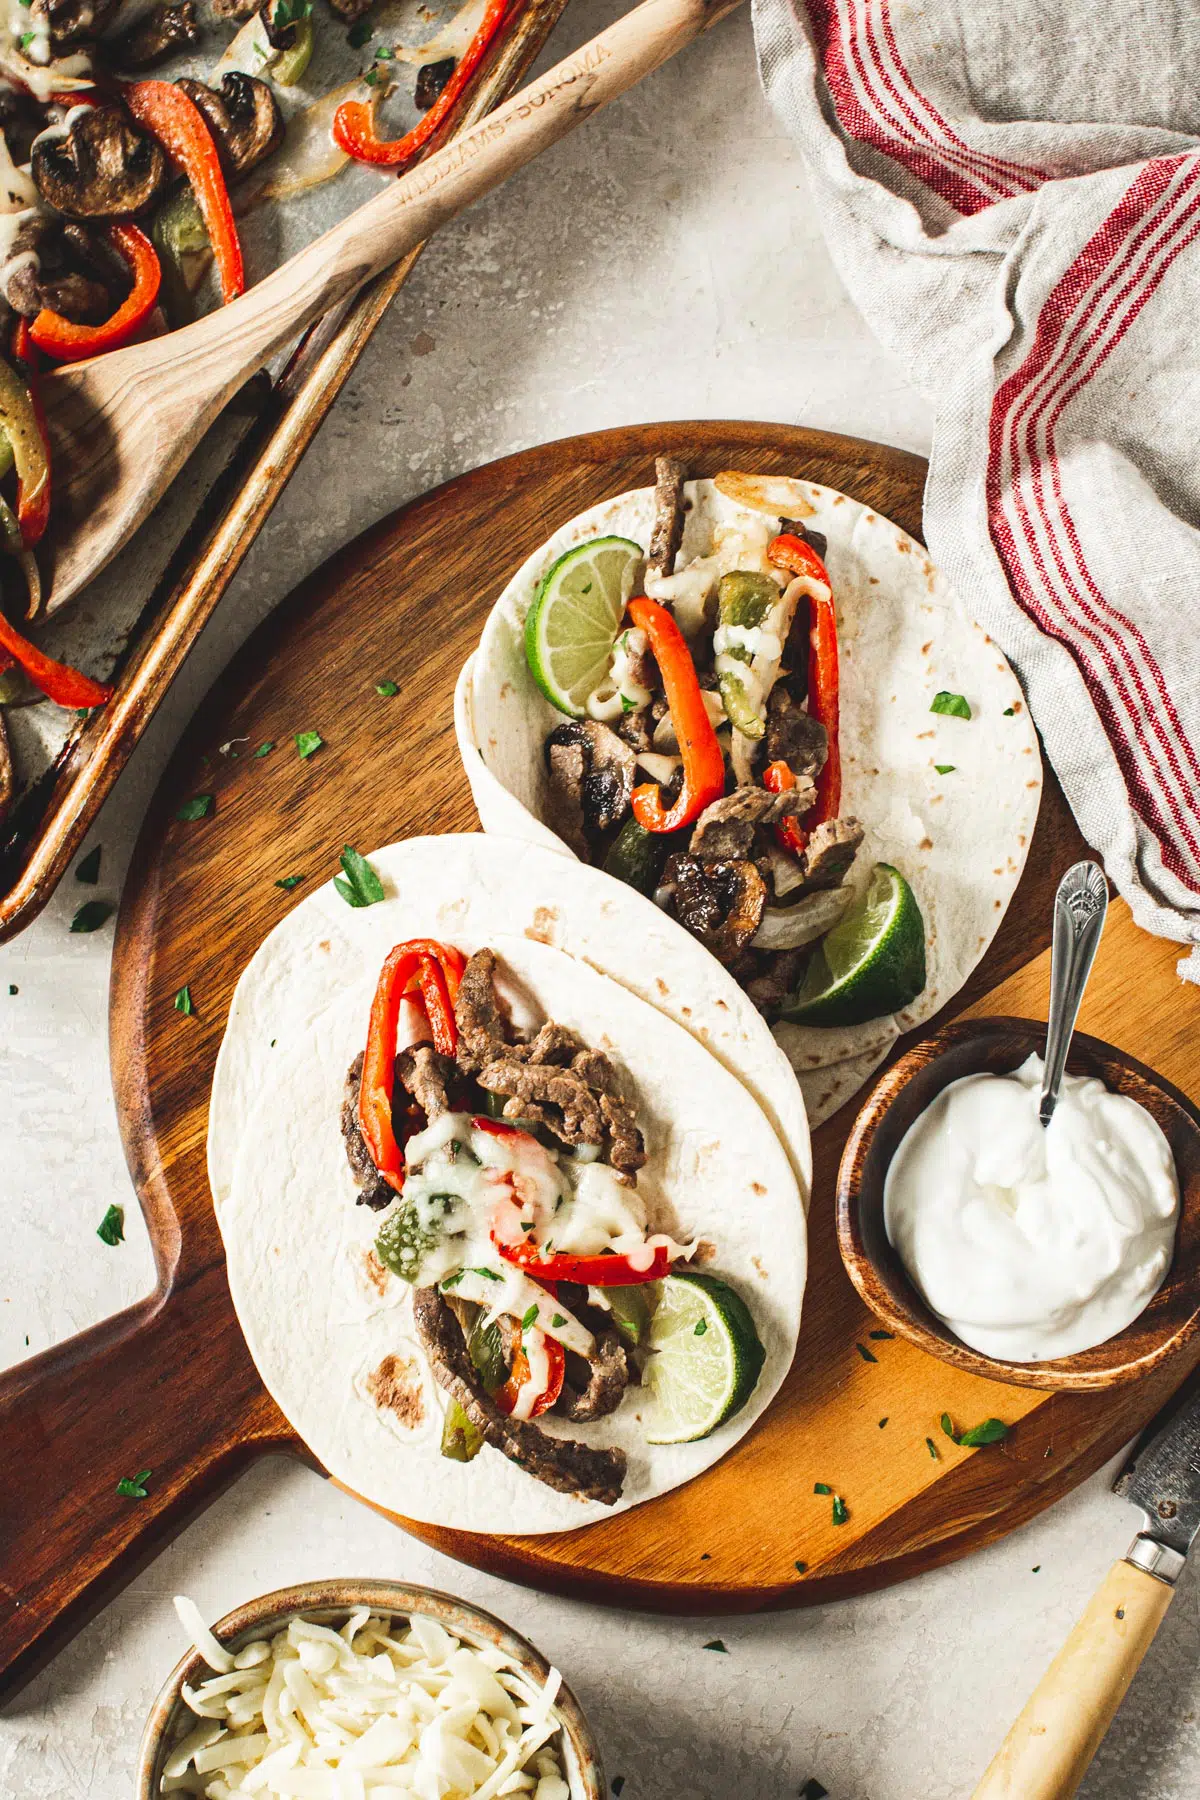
[492,1233,672,1287]
[767,533,841,824]
[123,81,244,304]
[332,0,509,168]
[763,759,808,859]
[493,1323,565,1419]
[29,224,161,366]
[0,609,111,709]
[358,939,466,1191]
[9,321,49,547]
[628,596,726,834]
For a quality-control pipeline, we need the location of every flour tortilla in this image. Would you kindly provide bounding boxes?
[209,892,805,1533]
[457,472,1042,1125]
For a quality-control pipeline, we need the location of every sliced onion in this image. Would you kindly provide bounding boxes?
[245,80,367,205]
[0,48,92,103]
[635,751,680,785]
[767,841,806,900]
[753,886,852,951]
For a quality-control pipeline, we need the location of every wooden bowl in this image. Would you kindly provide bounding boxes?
[136,1579,605,1800]
[836,1017,1200,1390]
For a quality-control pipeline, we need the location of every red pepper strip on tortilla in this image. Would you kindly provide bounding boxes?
[0,609,112,709]
[30,224,161,365]
[123,81,244,304]
[0,330,50,550]
[492,1233,672,1286]
[493,1321,565,1419]
[762,759,809,859]
[332,0,509,167]
[628,595,726,833]
[358,939,467,1192]
[766,533,841,824]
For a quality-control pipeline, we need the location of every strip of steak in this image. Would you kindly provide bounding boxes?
[396,1044,453,1119]
[341,1053,394,1210]
[412,1287,627,1505]
[800,817,864,890]
[647,454,686,578]
[556,1328,630,1422]
[454,947,509,1072]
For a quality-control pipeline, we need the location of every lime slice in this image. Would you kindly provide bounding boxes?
[524,536,643,717]
[780,862,926,1028]
[642,1271,766,1445]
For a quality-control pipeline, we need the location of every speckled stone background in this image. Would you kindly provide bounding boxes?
[2,5,1197,1796]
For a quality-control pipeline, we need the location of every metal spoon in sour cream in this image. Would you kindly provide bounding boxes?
[883,1052,1180,1362]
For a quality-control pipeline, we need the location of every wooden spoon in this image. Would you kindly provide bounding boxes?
[39,0,744,613]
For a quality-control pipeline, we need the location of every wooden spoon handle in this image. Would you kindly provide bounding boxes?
[132,0,742,404]
[0,1276,298,1701]
[970,1557,1174,1799]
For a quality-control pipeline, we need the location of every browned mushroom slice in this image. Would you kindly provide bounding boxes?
[32,105,166,219]
[175,74,284,178]
[109,1,201,69]
[663,852,767,963]
[544,719,635,854]
[1,216,130,323]
[647,454,686,579]
[30,0,121,53]
[415,57,456,110]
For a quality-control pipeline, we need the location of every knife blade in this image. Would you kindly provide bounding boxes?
[1113,1376,1200,1576]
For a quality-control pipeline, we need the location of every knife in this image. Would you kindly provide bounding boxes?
[971,1381,1200,1798]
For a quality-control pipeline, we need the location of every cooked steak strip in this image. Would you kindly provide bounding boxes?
[396,1044,453,1120]
[454,947,509,1073]
[556,1328,629,1422]
[413,1287,627,1505]
[109,0,199,66]
[688,785,805,862]
[476,1059,605,1147]
[341,1053,394,1210]
[800,817,865,890]
[779,517,828,564]
[647,453,686,579]
[764,688,828,780]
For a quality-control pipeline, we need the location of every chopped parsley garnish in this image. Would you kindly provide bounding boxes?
[520,1304,539,1331]
[611,1781,625,1797]
[1003,706,1015,716]
[855,1341,877,1363]
[869,1329,894,1339]
[376,43,394,57]
[275,875,304,890]
[376,680,399,697]
[7,984,16,995]
[363,66,380,85]
[941,1411,957,1440]
[551,1314,566,1328]
[958,1417,1011,1447]
[813,1482,831,1495]
[253,741,274,758]
[272,0,311,27]
[17,29,35,48]
[702,1639,728,1653]
[295,729,323,759]
[926,1437,938,1459]
[97,1204,124,1246]
[347,16,371,43]
[931,690,972,719]
[173,985,194,1016]
[71,900,114,933]
[794,1560,807,1573]
[116,1468,151,1499]
[176,795,213,821]
[520,1220,534,1231]
[469,1267,501,1281]
[75,845,101,884]
[831,1496,849,1526]
[878,1417,888,1428]
[1032,1564,1041,1573]
[620,694,636,713]
[935,763,956,774]
[334,845,385,908]
[694,1318,708,1336]
[799,1782,829,1800]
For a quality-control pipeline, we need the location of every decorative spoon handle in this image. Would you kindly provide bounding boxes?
[1039,861,1108,1124]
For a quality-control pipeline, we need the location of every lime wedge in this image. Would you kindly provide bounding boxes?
[524,536,643,717]
[642,1271,766,1445]
[780,862,926,1028]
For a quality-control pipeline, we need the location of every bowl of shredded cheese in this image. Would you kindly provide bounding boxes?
[136,1580,604,1800]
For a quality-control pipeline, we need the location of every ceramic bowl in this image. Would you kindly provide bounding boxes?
[136,1578,605,1800]
[836,1016,1200,1390]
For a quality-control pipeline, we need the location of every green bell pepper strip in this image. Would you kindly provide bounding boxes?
[271,11,313,85]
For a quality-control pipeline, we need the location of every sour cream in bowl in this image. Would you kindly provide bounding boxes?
[836,1018,1200,1390]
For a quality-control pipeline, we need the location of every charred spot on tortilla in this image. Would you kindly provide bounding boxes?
[364,1354,426,1431]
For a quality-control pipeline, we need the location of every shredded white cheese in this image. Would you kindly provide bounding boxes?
[164,1599,571,1799]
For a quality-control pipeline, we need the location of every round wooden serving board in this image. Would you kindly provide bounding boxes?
[4,422,1199,1700]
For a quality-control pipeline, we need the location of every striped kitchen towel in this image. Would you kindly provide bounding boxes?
[753,0,1200,974]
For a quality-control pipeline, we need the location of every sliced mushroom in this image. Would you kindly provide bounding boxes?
[109,2,201,70]
[663,852,767,964]
[544,719,636,853]
[176,74,283,178]
[32,105,166,219]
[415,56,456,111]
[1,214,130,322]
[30,0,121,54]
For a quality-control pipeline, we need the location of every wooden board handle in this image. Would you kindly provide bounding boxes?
[0,1272,296,1702]
[971,1557,1175,1798]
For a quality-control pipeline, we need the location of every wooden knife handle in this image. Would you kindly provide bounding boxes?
[0,1273,298,1702]
[971,1557,1174,1799]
